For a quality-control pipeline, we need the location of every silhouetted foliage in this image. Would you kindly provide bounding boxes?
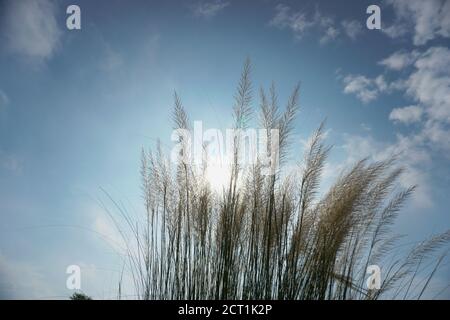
[69,292,92,300]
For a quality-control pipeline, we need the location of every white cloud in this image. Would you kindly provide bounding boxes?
[405,47,450,124]
[380,48,450,156]
[339,45,450,208]
[382,23,409,39]
[374,75,388,91]
[347,46,450,130]
[345,46,450,159]
[421,121,450,156]
[377,47,450,127]
[389,105,423,124]
[342,74,389,103]
[379,50,420,71]
[384,0,450,45]
[343,75,378,103]
[341,20,363,40]
[2,0,62,64]
[191,0,229,19]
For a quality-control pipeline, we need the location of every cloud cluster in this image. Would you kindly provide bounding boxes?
[343,47,450,133]
[191,0,229,19]
[1,0,62,64]
[404,47,450,124]
[384,0,450,45]
[270,4,362,44]
[382,47,450,151]
[339,46,450,208]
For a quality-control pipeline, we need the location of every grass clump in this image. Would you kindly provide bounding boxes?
[109,60,449,300]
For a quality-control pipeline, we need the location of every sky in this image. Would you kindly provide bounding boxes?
[0,0,449,299]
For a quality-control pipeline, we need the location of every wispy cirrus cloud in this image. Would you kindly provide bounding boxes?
[190,0,229,19]
[1,0,62,64]
[270,4,363,44]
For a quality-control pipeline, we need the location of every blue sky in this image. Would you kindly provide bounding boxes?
[0,0,449,299]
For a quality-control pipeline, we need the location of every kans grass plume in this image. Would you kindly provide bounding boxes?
[106,60,450,300]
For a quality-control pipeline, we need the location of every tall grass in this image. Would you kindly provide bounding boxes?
[112,60,449,300]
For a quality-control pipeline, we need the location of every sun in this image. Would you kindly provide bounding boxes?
[205,158,232,193]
